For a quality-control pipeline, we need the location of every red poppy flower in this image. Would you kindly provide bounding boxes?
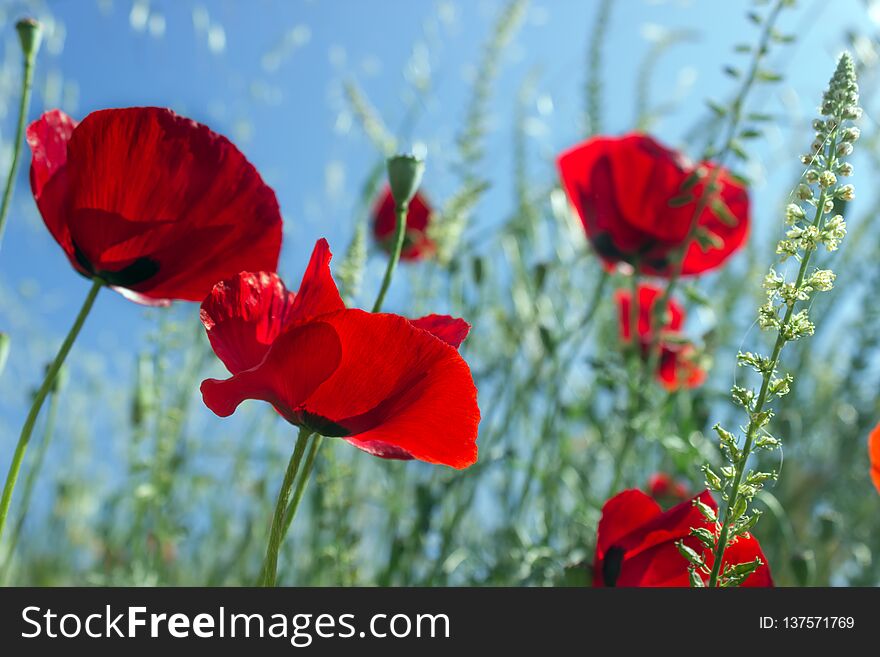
[200,238,479,469]
[617,284,706,390]
[869,423,880,495]
[594,489,773,587]
[27,107,283,305]
[557,133,749,276]
[647,473,690,504]
[372,186,435,261]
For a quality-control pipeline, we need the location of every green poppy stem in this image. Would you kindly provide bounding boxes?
[259,427,312,587]
[371,201,409,313]
[0,20,41,253]
[0,278,102,542]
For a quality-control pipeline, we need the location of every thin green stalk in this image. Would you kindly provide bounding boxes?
[0,385,60,581]
[372,202,408,313]
[282,435,323,535]
[0,278,101,541]
[259,428,312,587]
[0,21,40,252]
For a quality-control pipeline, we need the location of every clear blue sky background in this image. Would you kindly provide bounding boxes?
[0,0,871,456]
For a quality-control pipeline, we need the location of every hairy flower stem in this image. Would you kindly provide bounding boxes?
[708,176,832,588]
[0,24,39,253]
[260,428,312,587]
[282,435,323,534]
[0,279,102,542]
[371,202,409,314]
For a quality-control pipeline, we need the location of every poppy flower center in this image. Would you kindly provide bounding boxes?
[295,411,351,438]
[72,239,160,288]
[602,546,625,587]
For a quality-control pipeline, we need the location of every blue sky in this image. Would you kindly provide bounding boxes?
[0,0,873,444]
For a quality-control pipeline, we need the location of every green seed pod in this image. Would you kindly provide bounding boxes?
[386,154,425,208]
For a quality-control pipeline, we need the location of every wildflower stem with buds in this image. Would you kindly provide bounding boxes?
[687,53,859,588]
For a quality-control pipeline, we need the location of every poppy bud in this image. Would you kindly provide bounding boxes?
[15,18,42,60]
[386,154,425,208]
[0,332,9,376]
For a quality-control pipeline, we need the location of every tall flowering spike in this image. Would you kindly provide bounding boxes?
[556,133,749,277]
[593,490,772,587]
[26,107,283,305]
[702,53,860,588]
[200,239,480,469]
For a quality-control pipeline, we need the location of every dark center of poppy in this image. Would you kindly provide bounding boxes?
[296,411,351,438]
[602,546,625,587]
[73,240,160,288]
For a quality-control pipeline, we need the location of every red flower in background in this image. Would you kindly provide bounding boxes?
[647,473,690,504]
[594,489,773,587]
[869,423,880,495]
[617,284,706,390]
[556,133,749,277]
[200,239,479,469]
[27,107,283,305]
[372,186,435,261]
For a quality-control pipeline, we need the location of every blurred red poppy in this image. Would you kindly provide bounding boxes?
[556,133,748,276]
[200,238,479,469]
[594,489,773,587]
[27,107,283,305]
[647,473,690,504]
[869,423,880,494]
[372,186,435,261]
[617,284,706,390]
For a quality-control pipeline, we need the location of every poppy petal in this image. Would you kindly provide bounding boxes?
[410,314,471,349]
[200,271,297,374]
[297,310,480,469]
[26,110,79,267]
[32,107,283,304]
[869,423,880,495]
[200,321,342,418]
[289,238,345,322]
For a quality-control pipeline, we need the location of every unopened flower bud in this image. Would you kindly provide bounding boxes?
[784,203,805,224]
[836,142,853,157]
[836,184,855,201]
[796,183,813,200]
[386,154,425,208]
[818,171,837,188]
[15,18,42,60]
[837,162,853,177]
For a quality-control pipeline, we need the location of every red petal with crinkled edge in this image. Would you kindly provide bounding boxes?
[289,238,345,322]
[594,490,773,587]
[201,272,297,374]
[372,186,435,261]
[27,107,282,304]
[409,314,471,349]
[201,308,480,469]
[27,110,81,271]
[200,321,342,418]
